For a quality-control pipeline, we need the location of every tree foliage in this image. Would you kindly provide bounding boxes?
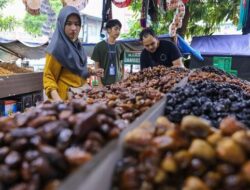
[0,0,8,9]
[23,14,47,36]
[122,0,240,38]
[50,0,63,14]
[0,0,17,31]
[22,0,62,36]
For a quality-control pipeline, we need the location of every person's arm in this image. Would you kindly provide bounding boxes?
[50,90,62,102]
[166,41,185,68]
[172,57,185,68]
[43,54,63,102]
[119,46,125,79]
[121,63,124,79]
[94,61,104,87]
[91,43,104,86]
[140,51,149,70]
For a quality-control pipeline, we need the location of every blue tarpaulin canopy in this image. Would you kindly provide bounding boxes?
[190,34,250,81]
[191,34,250,56]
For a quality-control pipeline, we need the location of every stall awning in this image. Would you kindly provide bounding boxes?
[0,34,203,62]
[191,34,250,56]
[0,37,48,62]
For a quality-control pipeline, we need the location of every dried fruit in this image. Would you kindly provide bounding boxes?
[216,138,246,165]
[189,139,216,161]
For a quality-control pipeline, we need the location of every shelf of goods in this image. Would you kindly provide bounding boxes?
[66,66,250,190]
[0,66,190,190]
[111,107,250,190]
[2,65,250,189]
[62,97,167,190]
[0,72,43,99]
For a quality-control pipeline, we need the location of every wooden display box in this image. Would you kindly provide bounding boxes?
[0,72,43,99]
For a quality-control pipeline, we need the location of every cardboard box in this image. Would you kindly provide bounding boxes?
[0,100,17,116]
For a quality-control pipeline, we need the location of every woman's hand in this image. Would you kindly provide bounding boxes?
[95,68,104,77]
[172,58,185,68]
[51,90,63,102]
[88,68,104,77]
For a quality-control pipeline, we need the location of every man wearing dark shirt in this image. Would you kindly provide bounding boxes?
[139,28,184,70]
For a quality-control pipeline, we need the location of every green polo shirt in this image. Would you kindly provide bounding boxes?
[91,40,124,85]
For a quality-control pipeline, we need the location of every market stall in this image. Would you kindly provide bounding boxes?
[0,63,250,189]
[67,66,250,190]
[0,37,47,61]
[190,34,250,80]
[0,38,46,115]
[0,0,249,190]
[0,66,190,189]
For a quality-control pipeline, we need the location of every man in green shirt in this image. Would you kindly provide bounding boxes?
[91,19,124,86]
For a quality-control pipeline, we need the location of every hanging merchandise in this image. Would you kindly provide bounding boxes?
[41,21,52,36]
[47,10,56,23]
[159,0,167,13]
[148,0,158,22]
[46,7,56,26]
[61,0,89,11]
[40,0,51,14]
[112,0,132,8]
[167,0,185,37]
[238,0,250,33]
[140,0,149,28]
[24,0,41,15]
[38,0,56,37]
[100,0,112,37]
[243,0,250,34]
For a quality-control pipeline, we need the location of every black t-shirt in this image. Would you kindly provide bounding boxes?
[140,40,182,70]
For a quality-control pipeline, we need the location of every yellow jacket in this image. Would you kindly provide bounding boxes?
[43,53,86,100]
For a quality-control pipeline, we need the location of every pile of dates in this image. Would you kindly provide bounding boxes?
[0,63,32,73]
[80,87,163,122]
[121,66,190,93]
[0,99,125,190]
[188,66,250,94]
[113,115,250,190]
[0,67,13,76]
[165,80,250,127]
[71,66,190,122]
